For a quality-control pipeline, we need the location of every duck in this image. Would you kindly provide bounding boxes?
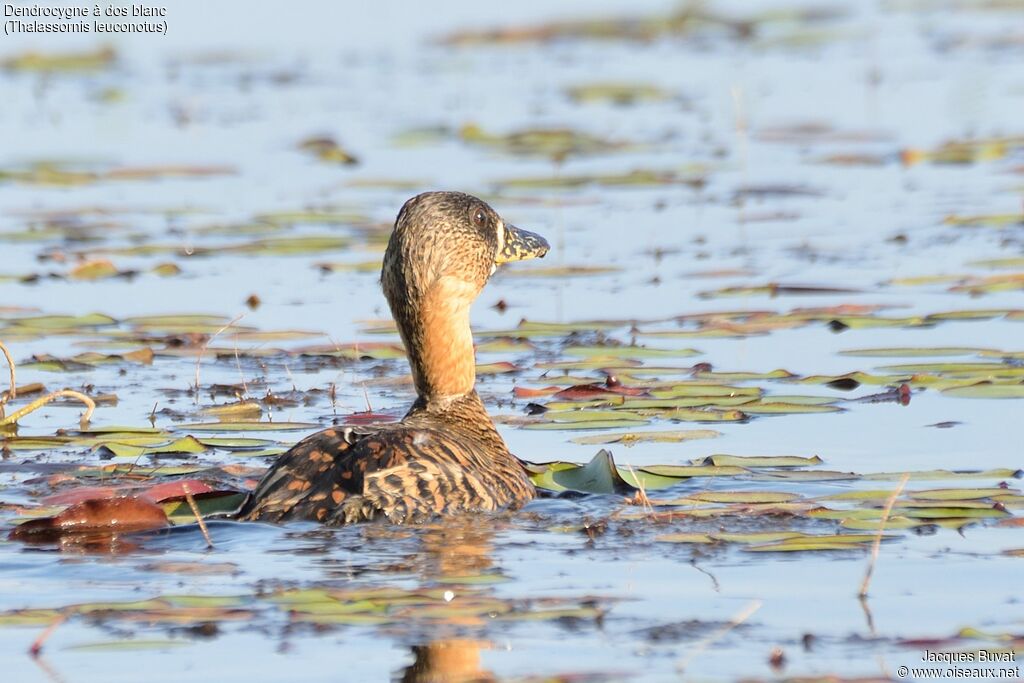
[237,191,549,524]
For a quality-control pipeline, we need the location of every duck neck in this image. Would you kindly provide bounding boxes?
[395,276,478,406]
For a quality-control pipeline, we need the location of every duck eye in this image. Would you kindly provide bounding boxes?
[472,208,487,227]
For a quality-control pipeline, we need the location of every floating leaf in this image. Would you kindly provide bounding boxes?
[699,454,823,468]
[6,313,117,331]
[712,531,806,544]
[298,136,359,165]
[640,464,747,478]
[941,383,1024,399]
[498,265,622,278]
[562,345,701,359]
[164,493,247,524]
[909,488,1016,501]
[651,384,760,399]
[458,123,626,158]
[496,169,704,190]
[521,419,650,431]
[202,402,263,419]
[173,421,317,432]
[93,436,208,458]
[565,82,674,105]
[571,429,720,446]
[69,259,122,280]
[691,491,799,504]
[731,402,842,415]
[654,533,716,544]
[744,534,891,552]
[699,284,861,299]
[2,46,116,72]
[839,516,927,530]
[528,450,635,494]
[839,347,991,358]
[8,498,169,541]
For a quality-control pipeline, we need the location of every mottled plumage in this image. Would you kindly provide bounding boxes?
[238,192,548,525]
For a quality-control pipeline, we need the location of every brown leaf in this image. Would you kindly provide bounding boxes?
[8,497,169,541]
[554,383,647,400]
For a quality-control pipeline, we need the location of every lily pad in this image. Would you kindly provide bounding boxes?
[528,450,635,494]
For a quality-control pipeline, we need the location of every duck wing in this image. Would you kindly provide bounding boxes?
[236,424,387,523]
[333,456,506,525]
[236,424,523,524]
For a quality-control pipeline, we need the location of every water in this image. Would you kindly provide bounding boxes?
[1,1,1023,681]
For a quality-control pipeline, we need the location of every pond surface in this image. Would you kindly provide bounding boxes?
[1,1,1023,681]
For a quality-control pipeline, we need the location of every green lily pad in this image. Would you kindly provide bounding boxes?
[731,402,842,415]
[941,383,1024,399]
[690,491,800,504]
[712,531,806,544]
[173,422,317,432]
[0,609,64,626]
[698,454,823,468]
[909,488,1016,501]
[522,419,651,431]
[571,429,720,446]
[562,345,701,359]
[654,533,716,544]
[840,347,991,357]
[615,396,754,410]
[528,450,635,494]
[94,436,209,458]
[639,465,747,478]
[650,384,761,398]
[839,516,927,530]
[7,313,117,331]
[164,493,248,524]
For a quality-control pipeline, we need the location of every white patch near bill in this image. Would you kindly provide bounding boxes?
[495,219,506,259]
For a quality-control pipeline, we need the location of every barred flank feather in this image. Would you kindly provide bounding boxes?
[236,392,535,525]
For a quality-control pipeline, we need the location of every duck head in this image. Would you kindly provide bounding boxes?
[382,192,549,403]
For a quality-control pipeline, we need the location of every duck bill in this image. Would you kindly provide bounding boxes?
[496,224,550,264]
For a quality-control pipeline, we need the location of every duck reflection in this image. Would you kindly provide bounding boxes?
[400,639,493,683]
[396,516,502,683]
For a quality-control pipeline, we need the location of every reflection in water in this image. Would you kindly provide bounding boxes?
[400,639,493,683]
[397,518,500,683]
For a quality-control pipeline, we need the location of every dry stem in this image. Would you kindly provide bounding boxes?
[193,313,245,395]
[28,613,67,657]
[624,462,652,515]
[0,340,15,408]
[859,472,910,598]
[677,599,762,673]
[0,389,95,428]
[182,483,213,548]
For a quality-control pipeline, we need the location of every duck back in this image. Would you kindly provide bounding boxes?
[237,392,535,525]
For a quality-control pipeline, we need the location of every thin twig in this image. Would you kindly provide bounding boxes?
[193,313,245,395]
[182,483,213,548]
[283,361,296,393]
[677,599,762,673]
[232,334,249,398]
[0,389,95,427]
[28,613,67,657]
[624,462,652,515]
[859,594,876,635]
[0,340,15,408]
[30,653,67,683]
[859,473,910,598]
[690,559,721,593]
